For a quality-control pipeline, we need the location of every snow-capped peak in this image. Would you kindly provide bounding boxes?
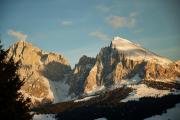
[111,36,139,51]
[113,36,132,43]
[110,36,172,65]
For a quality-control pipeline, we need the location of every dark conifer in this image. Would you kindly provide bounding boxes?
[0,40,33,120]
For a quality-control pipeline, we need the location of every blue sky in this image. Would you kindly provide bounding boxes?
[0,0,180,66]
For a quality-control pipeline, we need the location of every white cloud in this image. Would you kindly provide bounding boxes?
[89,31,110,41]
[61,21,72,26]
[8,30,28,41]
[106,12,137,29]
[96,5,111,12]
[129,12,138,17]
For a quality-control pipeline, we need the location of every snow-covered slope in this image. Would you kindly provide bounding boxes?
[48,78,71,103]
[111,37,172,65]
[121,84,170,102]
[74,95,99,102]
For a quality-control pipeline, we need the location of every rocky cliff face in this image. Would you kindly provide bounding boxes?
[80,37,180,94]
[144,62,180,80]
[68,55,96,96]
[6,40,71,106]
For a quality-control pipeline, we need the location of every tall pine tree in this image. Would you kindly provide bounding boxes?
[0,40,33,120]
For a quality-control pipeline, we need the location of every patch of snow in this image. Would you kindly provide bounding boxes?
[121,84,170,102]
[94,117,108,120]
[109,74,142,90]
[144,103,180,120]
[130,74,142,84]
[118,61,122,65]
[49,78,71,103]
[74,95,99,102]
[109,81,126,90]
[86,85,106,95]
[33,114,56,120]
[97,85,106,91]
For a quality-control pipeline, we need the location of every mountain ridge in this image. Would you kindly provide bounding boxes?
[5,37,180,107]
[77,37,179,94]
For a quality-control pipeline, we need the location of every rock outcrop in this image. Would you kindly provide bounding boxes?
[6,40,71,106]
[68,55,96,96]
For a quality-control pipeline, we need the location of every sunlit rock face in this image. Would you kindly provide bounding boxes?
[81,37,180,94]
[144,62,180,80]
[6,40,71,106]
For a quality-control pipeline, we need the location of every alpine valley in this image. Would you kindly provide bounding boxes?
[6,37,180,120]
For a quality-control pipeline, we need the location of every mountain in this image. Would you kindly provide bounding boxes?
[6,40,71,106]
[6,37,180,109]
[69,37,180,95]
[29,37,180,120]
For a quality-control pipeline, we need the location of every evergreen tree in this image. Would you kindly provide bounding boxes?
[0,40,33,120]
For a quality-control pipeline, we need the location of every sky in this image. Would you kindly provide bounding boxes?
[0,0,180,67]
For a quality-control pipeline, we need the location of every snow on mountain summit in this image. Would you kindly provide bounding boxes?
[111,36,172,65]
[111,36,139,51]
[113,36,132,43]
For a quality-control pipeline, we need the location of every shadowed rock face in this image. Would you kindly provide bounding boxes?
[6,40,71,106]
[68,55,96,96]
